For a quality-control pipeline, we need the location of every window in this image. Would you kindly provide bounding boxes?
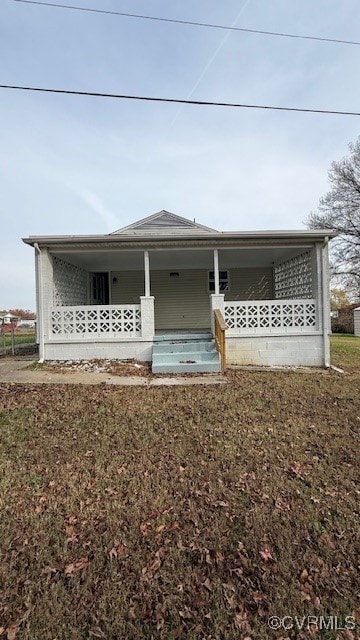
[208,270,229,293]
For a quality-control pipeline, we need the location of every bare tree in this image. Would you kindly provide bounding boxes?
[307,139,360,298]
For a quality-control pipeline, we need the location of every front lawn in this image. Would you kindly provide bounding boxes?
[0,340,359,639]
[330,333,360,372]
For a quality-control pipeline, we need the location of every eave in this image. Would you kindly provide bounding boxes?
[22,229,337,251]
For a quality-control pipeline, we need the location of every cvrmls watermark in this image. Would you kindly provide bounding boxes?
[267,615,356,631]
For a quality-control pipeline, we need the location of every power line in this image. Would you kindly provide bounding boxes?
[1,84,360,117]
[12,0,360,48]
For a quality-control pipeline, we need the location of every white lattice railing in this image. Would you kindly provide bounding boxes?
[224,299,317,334]
[50,305,141,339]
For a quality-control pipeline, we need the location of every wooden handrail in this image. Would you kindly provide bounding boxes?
[214,308,227,372]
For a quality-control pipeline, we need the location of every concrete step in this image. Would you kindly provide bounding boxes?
[152,334,221,374]
[154,350,219,364]
[154,332,212,342]
[152,359,221,374]
[153,340,217,354]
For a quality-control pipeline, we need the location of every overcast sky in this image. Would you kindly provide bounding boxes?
[1,0,360,310]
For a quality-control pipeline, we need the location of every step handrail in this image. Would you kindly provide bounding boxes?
[214,308,227,373]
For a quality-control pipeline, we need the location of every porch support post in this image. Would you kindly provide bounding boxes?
[141,251,154,340]
[213,249,220,295]
[140,296,155,340]
[144,250,151,297]
[35,246,53,362]
[210,294,225,336]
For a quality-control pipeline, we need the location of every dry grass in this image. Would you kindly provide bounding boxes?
[0,337,359,639]
[2,331,36,348]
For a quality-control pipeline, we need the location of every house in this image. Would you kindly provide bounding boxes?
[354,308,360,337]
[23,210,335,372]
[1,313,19,326]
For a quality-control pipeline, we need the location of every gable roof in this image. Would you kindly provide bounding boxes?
[111,210,216,235]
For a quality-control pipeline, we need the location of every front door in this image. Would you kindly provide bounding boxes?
[91,272,109,305]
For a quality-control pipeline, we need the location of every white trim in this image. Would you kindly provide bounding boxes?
[144,250,151,296]
[213,249,219,295]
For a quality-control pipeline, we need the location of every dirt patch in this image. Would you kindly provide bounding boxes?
[31,358,152,377]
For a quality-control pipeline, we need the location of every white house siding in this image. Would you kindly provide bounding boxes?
[151,270,210,330]
[224,267,273,300]
[111,271,144,304]
[354,308,360,336]
[227,335,324,367]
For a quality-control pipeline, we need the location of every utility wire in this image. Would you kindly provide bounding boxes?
[12,0,360,48]
[1,84,360,117]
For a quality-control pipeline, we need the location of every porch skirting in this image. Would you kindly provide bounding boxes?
[226,334,324,367]
[43,340,153,362]
[43,334,325,367]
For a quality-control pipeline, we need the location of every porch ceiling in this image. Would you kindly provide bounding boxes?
[52,246,307,272]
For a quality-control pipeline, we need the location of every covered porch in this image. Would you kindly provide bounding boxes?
[35,240,328,367]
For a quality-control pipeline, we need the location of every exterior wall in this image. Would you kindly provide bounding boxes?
[44,340,153,362]
[111,271,144,304]
[354,309,360,337]
[152,270,211,330]
[225,268,273,300]
[226,335,324,367]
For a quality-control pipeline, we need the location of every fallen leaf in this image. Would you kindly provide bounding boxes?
[156,524,165,533]
[234,604,251,633]
[65,556,89,575]
[109,542,126,559]
[259,546,273,562]
[140,522,151,536]
[337,631,355,640]
[274,497,290,512]
[252,591,263,603]
[290,462,303,477]
[318,533,336,550]
[203,577,212,591]
[6,624,20,640]
[89,628,106,638]
[300,569,309,582]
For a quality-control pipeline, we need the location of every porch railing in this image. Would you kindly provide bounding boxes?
[214,308,227,372]
[224,299,317,335]
[50,305,141,339]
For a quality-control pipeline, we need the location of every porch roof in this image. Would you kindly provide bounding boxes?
[23,228,336,251]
